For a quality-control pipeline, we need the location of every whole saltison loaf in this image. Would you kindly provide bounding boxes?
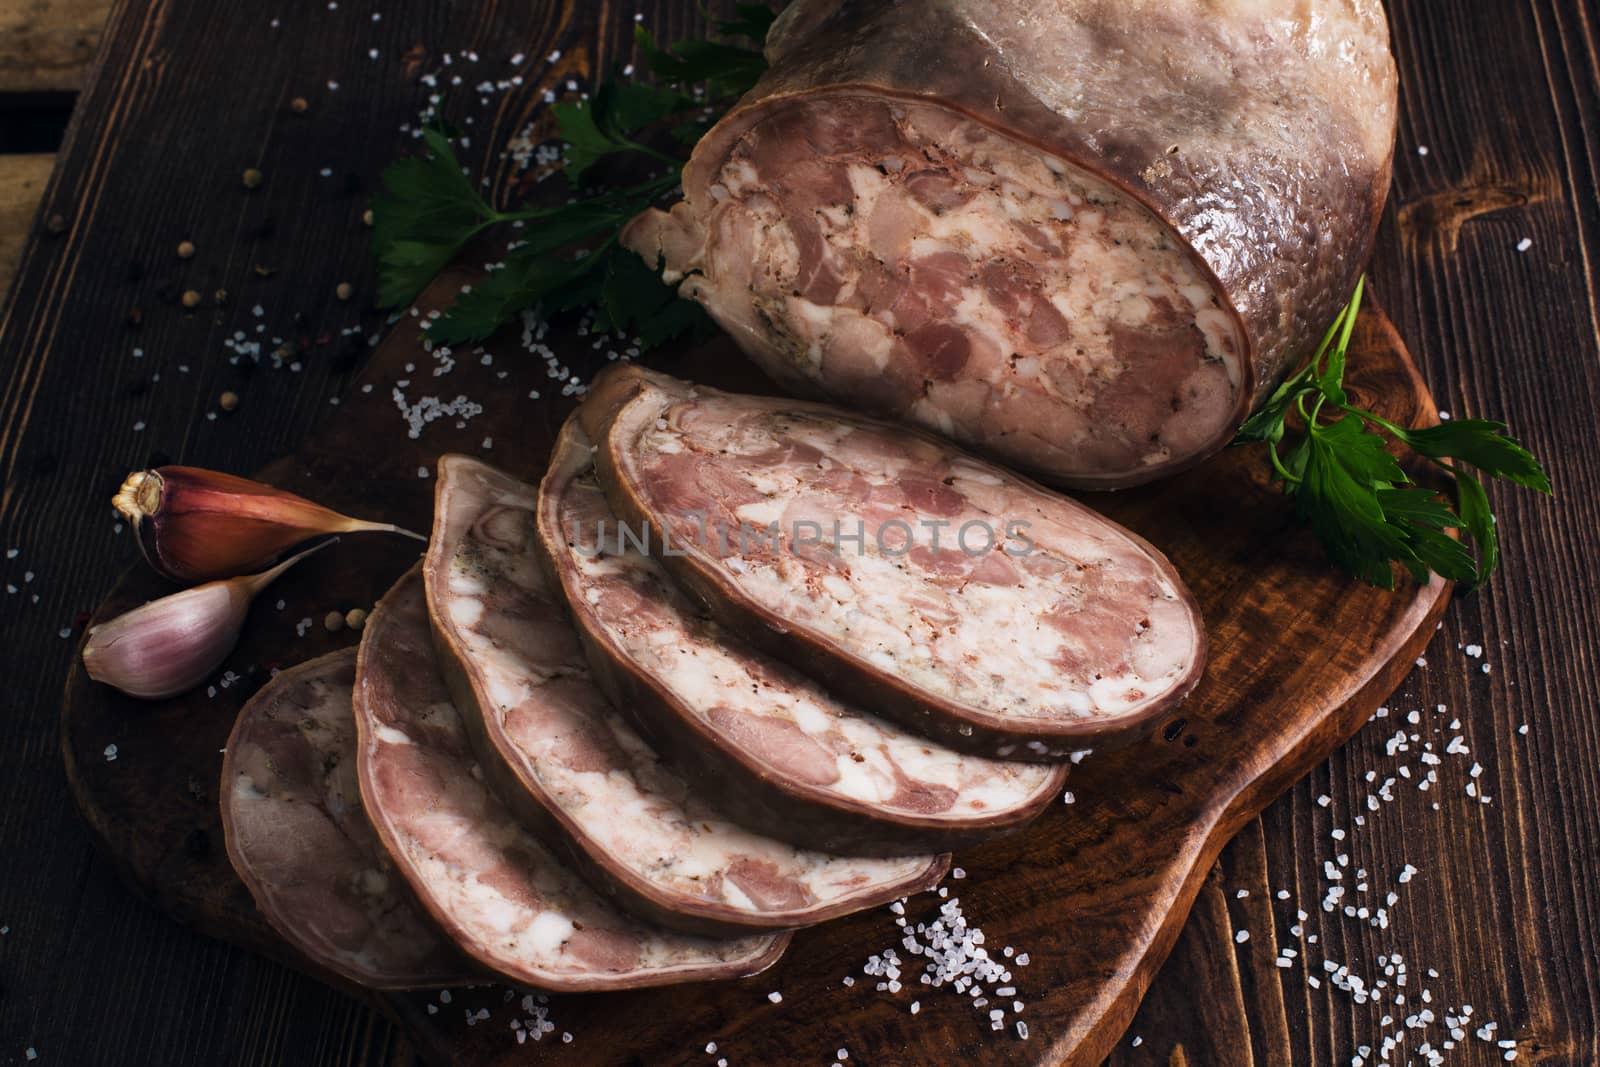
[624,0,1397,488]
[536,415,1067,854]
[579,366,1205,759]
[220,650,477,990]
[354,567,788,990]
[425,455,948,937]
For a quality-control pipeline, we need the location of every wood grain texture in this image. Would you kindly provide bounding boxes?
[1,2,1597,1066]
[0,0,111,92]
[0,154,56,301]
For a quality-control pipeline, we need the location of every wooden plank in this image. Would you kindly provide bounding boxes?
[0,0,110,92]
[1109,0,1600,1063]
[0,1,1597,1065]
[0,154,56,300]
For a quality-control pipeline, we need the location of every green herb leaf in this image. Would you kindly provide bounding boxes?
[1454,470,1499,586]
[1374,487,1461,531]
[715,3,779,44]
[370,128,498,307]
[1232,275,1551,588]
[1404,524,1480,585]
[1312,414,1409,487]
[636,27,768,98]
[552,80,689,187]
[1393,419,1553,493]
[371,17,770,354]
[425,254,597,346]
[1297,429,1416,589]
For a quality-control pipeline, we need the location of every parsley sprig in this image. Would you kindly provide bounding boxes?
[1234,277,1551,589]
[369,5,776,347]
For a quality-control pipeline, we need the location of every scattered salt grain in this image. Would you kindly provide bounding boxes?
[767,991,782,1004]
[104,744,118,762]
[1516,238,1533,253]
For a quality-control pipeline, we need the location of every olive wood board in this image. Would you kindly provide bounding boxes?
[61,279,1449,1066]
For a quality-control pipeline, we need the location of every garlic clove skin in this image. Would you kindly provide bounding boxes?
[113,466,422,583]
[81,539,334,700]
[82,582,250,699]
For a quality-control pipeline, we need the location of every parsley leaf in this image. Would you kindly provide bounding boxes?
[553,81,688,187]
[370,128,500,307]
[633,5,775,98]
[1298,425,1419,588]
[635,30,769,98]
[370,12,772,352]
[1392,419,1552,492]
[1233,277,1551,588]
[715,3,779,44]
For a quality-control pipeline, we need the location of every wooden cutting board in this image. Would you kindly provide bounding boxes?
[60,278,1449,1066]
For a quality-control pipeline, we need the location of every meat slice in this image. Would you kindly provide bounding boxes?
[624,0,1397,488]
[536,415,1066,853]
[425,455,948,936]
[220,650,476,989]
[353,567,787,989]
[580,366,1205,759]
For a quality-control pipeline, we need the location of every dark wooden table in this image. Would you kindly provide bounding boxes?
[1,2,1596,1064]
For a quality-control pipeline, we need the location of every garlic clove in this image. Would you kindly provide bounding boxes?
[82,582,248,700]
[82,539,334,700]
[113,466,422,583]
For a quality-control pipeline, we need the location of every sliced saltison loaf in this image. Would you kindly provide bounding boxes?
[624,0,1395,489]
[536,415,1066,853]
[354,567,788,989]
[579,365,1206,760]
[221,650,478,990]
[425,455,948,937]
